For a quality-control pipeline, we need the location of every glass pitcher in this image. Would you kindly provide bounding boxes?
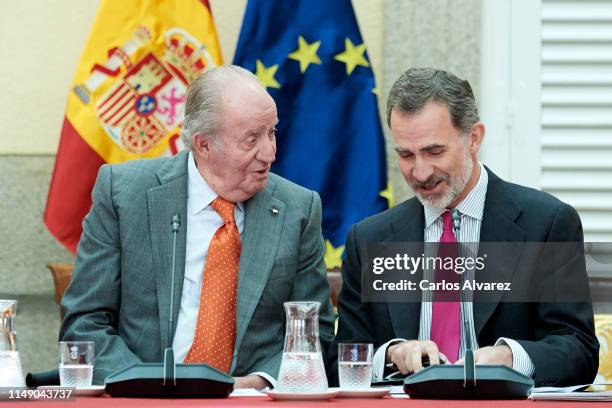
[0,300,24,387]
[276,301,328,393]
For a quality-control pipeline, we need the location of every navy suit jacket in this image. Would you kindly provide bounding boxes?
[332,168,598,387]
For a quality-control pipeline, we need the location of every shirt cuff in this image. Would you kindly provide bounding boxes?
[372,338,407,381]
[494,337,535,378]
[249,371,277,389]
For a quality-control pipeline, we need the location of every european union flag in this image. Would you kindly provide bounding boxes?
[233,0,389,267]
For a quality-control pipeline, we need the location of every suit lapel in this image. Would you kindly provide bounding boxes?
[473,168,525,337]
[148,152,189,350]
[385,199,424,340]
[234,177,285,354]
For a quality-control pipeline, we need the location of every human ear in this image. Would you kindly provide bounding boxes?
[193,132,213,157]
[468,122,485,154]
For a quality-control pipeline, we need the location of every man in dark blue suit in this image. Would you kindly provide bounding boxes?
[333,68,598,387]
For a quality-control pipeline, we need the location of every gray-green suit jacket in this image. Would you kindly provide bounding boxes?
[59,151,335,384]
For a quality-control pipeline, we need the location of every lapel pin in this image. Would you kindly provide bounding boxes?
[271,208,279,215]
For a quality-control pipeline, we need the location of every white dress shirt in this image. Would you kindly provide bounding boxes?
[171,152,275,387]
[172,151,245,361]
[372,162,535,380]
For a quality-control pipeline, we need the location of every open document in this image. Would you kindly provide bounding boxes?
[530,384,612,401]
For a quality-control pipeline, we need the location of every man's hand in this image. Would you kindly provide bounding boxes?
[233,375,270,390]
[386,340,446,374]
[455,345,513,367]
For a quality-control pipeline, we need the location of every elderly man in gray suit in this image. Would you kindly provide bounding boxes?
[60,65,335,389]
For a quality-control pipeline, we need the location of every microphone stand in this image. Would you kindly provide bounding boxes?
[163,214,180,387]
[452,209,475,389]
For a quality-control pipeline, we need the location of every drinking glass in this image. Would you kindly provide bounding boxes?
[338,343,373,390]
[59,341,95,388]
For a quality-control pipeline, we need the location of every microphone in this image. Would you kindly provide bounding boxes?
[452,208,476,388]
[450,207,476,386]
[165,214,181,386]
[104,213,234,398]
[171,214,180,232]
[451,208,461,237]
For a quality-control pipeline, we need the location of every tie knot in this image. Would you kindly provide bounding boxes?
[442,210,453,232]
[212,197,236,223]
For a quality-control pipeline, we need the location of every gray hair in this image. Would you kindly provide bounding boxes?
[386,67,479,134]
[181,65,264,151]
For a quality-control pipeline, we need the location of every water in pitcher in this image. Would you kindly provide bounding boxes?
[0,300,24,387]
[277,352,327,393]
[276,302,328,393]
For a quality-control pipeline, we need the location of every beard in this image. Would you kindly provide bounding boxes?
[411,149,473,210]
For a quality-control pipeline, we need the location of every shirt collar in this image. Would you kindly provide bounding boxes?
[187,151,244,215]
[424,162,488,227]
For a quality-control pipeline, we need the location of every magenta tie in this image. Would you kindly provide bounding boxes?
[430,210,461,363]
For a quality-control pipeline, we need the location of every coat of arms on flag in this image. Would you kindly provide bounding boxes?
[74,26,217,157]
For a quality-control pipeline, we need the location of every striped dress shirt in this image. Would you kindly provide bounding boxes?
[372,162,535,381]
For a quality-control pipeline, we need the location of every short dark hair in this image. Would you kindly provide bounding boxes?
[386,67,479,133]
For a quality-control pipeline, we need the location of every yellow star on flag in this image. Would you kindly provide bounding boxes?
[288,36,322,73]
[334,38,369,75]
[324,240,344,270]
[380,182,395,208]
[255,59,281,89]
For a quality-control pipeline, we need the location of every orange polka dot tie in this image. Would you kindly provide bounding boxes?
[184,197,240,372]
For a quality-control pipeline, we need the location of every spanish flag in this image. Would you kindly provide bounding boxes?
[45,1,222,253]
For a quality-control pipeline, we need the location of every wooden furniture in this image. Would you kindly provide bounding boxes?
[326,269,342,308]
[45,263,74,319]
